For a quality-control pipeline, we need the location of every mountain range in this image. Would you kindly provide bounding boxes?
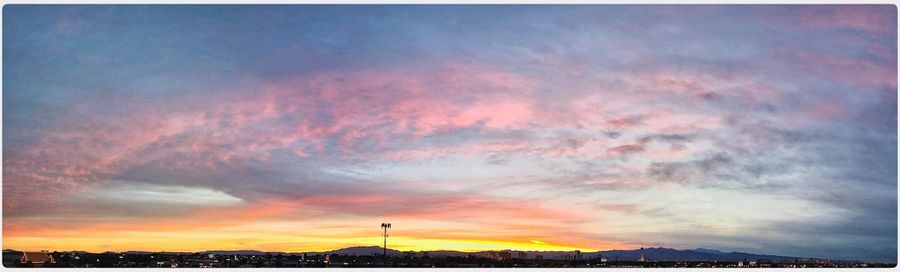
[173,246,848,262]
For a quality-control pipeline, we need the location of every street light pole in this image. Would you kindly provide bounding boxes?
[381,223,391,267]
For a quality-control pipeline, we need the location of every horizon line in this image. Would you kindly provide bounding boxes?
[0,245,823,257]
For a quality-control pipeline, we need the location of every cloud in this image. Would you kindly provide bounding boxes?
[82,180,243,206]
[3,5,896,261]
[645,152,732,184]
[607,144,647,156]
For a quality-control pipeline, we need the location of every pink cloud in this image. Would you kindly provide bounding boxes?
[607,144,646,156]
[776,47,897,88]
[793,98,850,123]
[759,5,897,36]
[607,117,644,128]
[452,101,534,128]
[3,63,544,212]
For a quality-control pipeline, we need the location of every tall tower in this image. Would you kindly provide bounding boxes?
[639,247,645,262]
[381,223,391,267]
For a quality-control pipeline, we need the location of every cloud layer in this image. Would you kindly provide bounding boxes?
[4,5,897,261]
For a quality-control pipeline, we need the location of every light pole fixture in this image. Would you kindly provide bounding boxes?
[381,222,391,266]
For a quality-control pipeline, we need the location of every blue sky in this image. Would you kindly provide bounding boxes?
[3,5,898,261]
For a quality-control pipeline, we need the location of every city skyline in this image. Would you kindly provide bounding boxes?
[3,5,898,262]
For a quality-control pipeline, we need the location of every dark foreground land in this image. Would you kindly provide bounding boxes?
[2,250,894,268]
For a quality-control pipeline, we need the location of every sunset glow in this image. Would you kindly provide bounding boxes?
[3,5,897,262]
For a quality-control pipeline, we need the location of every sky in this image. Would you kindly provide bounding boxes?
[2,5,897,262]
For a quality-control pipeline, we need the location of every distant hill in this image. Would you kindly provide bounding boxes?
[691,248,726,255]
[315,246,403,256]
[198,250,269,256]
[307,246,821,262]
[199,246,402,257]
[590,247,805,262]
[11,246,850,263]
